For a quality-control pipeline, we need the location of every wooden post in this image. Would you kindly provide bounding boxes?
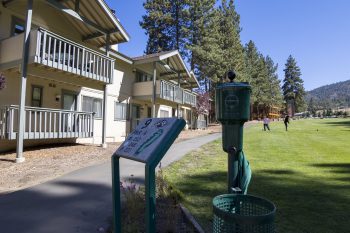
[16,0,33,163]
[102,34,110,148]
[152,62,157,118]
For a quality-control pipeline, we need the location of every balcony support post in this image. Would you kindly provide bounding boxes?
[101,34,110,148]
[152,62,157,118]
[177,72,181,118]
[16,0,33,163]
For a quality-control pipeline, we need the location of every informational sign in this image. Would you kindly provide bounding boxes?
[112,117,185,233]
[115,118,185,164]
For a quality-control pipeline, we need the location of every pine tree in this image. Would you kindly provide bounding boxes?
[307,97,316,116]
[186,0,217,71]
[167,0,189,54]
[282,55,306,114]
[264,55,283,109]
[141,0,189,55]
[217,0,246,81]
[140,0,173,54]
[244,41,262,105]
[188,0,245,87]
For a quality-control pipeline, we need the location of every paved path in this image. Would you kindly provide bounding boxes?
[0,133,221,233]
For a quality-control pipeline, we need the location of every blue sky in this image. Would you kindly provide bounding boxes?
[108,0,350,91]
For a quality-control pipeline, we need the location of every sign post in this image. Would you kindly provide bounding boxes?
[112,118,186,233]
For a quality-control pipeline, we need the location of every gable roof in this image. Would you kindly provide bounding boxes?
[132,50,199,88]
[54,0,130,47]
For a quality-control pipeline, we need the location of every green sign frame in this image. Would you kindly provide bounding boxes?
[112,118,186,233]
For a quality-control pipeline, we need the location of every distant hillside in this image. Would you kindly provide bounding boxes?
[306,80,350,109]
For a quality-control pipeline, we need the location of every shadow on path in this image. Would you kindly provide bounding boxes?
[0,181,113,233]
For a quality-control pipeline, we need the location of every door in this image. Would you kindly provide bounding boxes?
[131,104,141,131]
[62,92,77,132]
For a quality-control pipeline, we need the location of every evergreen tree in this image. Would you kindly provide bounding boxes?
[307,97,316,116]
[187,0,245,85]
[141,0,189,55]
[264,56,283,109]
[140,0,173,54]
[217,0,246,82]
[186,0,217,74]
[244,41,263,109]
[282,55,306,114]
[166,0,189,54]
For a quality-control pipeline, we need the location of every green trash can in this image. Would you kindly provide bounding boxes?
[213,194,276,233]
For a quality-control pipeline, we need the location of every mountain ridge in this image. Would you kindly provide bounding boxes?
[306,79,350,109]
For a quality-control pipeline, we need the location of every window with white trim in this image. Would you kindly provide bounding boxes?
[82,96,102,118]
[114,102,128,120]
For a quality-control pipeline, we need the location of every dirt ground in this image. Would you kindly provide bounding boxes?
[0,125,221,195]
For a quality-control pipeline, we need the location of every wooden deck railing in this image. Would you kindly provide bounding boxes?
[160,80,196,106]
[34,28,114,84]
[0,106,94,140]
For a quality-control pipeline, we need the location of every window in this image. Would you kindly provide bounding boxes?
[11,17,25,36]
[114,102,128,120]
[160,110,169,118]
[32,86,43,107]
[82,96,102,118]
[131,105,141,119]
[136,71,152,82]
[178,109,184,118]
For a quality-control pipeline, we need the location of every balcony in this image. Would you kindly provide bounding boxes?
[0,105,94,140]
[160,80,196,107]
[0,28,114,84]
[132,80,196,107]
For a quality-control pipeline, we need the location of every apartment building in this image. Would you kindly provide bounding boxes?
[0,0,202,162]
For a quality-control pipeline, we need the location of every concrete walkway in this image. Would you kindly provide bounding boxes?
[0,133,221,233]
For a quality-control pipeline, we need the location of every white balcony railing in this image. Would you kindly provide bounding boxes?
[0,105,94,140]
[183,90,197,106]
[34,28,114,83]
[160,80,196,107]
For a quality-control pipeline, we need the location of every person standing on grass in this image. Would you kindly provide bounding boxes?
[284,115,290,131]
[263,116,270,131]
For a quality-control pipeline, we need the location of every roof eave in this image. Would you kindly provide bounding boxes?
[97,0,130,43]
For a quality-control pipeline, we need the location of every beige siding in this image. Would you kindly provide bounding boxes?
[0,30,37,67]
[133,80,161,97]
[0,71,81,108]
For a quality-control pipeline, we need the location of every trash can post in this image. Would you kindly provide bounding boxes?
[215,70,251,193]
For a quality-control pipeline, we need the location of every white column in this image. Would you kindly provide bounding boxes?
[176,73,181,118]
[16,0,33,163]
[152,62,157,118]
[102,34,110,148]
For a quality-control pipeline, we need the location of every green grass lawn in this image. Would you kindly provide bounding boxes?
[163,118,350,233]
